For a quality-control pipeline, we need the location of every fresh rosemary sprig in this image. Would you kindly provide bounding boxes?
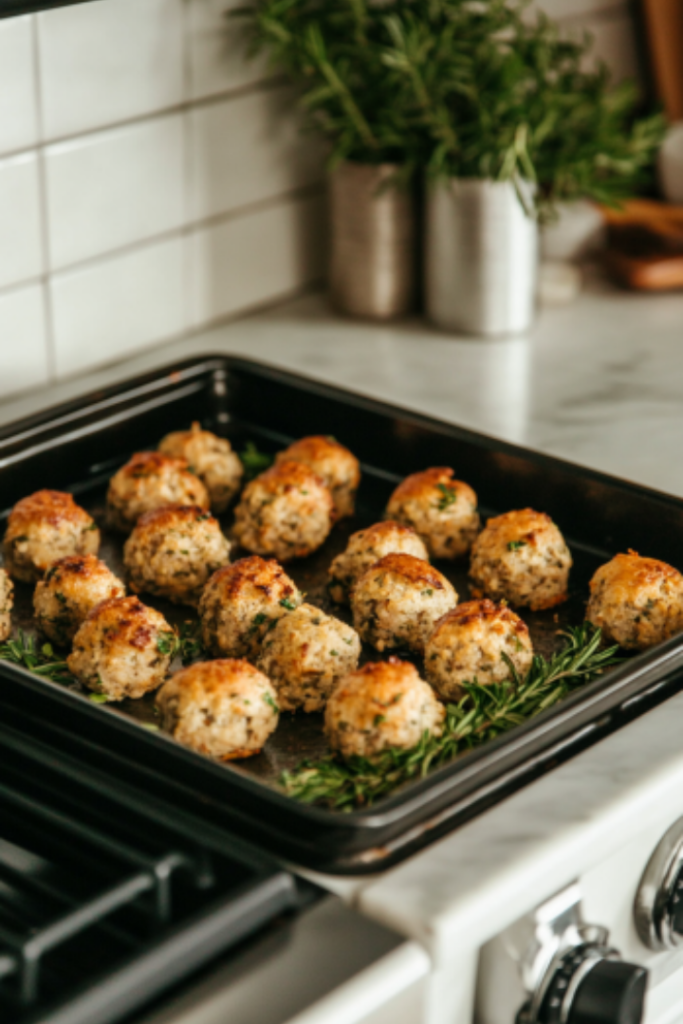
[280,625,621,810]
[0,630,74,685]
[239,441,273,481]
[177,620,206,665]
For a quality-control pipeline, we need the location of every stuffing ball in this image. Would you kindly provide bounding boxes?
[67,595,175,701]
[351,552,458,653]
[233,459,334,562]
[257,603,361,713]
[159,422,243,513]
[3,490,100,584]
[469,509,572,611]
[386,467,480,559]
[156,659,279,761]
[328,521,429,604]
[199,555,302,661]
[325,657,445,761]
[34,555,125,645]
[586,550,683,651]
[107,452,209,533]
[124,505,230,607]
[275,435,360,518]
[0,569,14,643]
[425,599,533,701]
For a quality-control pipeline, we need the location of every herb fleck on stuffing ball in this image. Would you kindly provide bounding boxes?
[325,657,445,761]
[233,459,334,561]
[107,452,209,533]
[34,555,125,645]
[199,555,302,661]
[0,569,14,643]
[351,552,457,653]
[386,467,479,559]
[586,550,683,651]
[275,435,360,518]
[67,595,175,701]
[3,490,100,584]
[328,520,429,604]
[124,504,230,606]
[469,508,572,611]
[156,659,279,761]
[159,422,243,513]
[425,599,533,701]
[257,603,361,712]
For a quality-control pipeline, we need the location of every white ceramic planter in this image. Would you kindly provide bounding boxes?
[425,178,538,337]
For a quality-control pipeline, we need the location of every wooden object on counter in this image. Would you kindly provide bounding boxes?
[641,0,683,121]
[602,198,683,290]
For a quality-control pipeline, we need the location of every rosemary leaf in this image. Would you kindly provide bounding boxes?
[0,629,74,685]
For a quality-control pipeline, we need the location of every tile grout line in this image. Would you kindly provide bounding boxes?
[181,0,193,333]
[0,182,326,300]
[29,12,56,384]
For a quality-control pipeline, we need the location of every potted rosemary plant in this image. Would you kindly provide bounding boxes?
[234,0,425,320]
[382,1,665,335]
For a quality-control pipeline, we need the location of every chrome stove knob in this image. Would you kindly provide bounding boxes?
[535,949,648,1024]
[635,815,683,951]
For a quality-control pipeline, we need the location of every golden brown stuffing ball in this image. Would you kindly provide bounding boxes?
[233,459,334,562]
[34,555,125,645]
[0,569,14,642]
[386,467,480,559]
[106,452,209,533]
[351,552,458,653]
[325,657,445,761]
[328,521,429,604]
[158,422,243,513]
[67,595,175,701]
[469,509,572,611]
[3,489,100,583]
[199,555,302,661]
[586,550,683,651]
[123,505,230,607]
[425,599,533,701]
[156,659,279,761]
[256,603,361,713]
[275,435,361,518]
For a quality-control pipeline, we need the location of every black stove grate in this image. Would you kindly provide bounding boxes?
[0,708,303,1024]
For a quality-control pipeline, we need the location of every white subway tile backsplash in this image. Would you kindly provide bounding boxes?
[0,152,43,290]
[188,86,324,222]
[558,9,640,83]
[0,283,49,398]
[37,0,184,140]
[0,16,39,156]
[51,236,185,378]
[187,192,325,328]
[185,0,271,102]
[45,115,185,270]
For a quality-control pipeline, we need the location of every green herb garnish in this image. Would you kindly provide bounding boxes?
[280,625,621,809]
[0,631,73,684]
[435,483,457,511]
[264,691,279,712]
[89,693,111,704]
[239,441,273,481]
[508,540,527,551]
[280,597,298,611]
[177,620,206,665]
[156,631,180,657]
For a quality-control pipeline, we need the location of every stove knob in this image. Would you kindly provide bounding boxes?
[539,951,648,1024]
[635,815,683,951]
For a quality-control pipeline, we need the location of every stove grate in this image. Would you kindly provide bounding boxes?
[0,712,301,1024]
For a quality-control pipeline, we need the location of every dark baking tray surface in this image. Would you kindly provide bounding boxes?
[2,355,683,873]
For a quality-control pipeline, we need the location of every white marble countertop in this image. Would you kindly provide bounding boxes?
[2,272,683,498]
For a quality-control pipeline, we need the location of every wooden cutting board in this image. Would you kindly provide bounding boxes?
[602,198,683,290]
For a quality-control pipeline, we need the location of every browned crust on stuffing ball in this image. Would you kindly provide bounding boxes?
[436,598,530,635]
[118,451,189,478]
[8,490,94,528]
[277,436,360,477]
[83,595,156,647]
[590,549,682,593]
[364,552,448,589]
[481,507,554,541]
[44,554,107,580]
[249,459,330,496]
[133,504,217,531]
[207,556,298,601]
[389,467,476,505]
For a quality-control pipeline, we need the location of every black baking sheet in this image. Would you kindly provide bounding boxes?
[2,355,683,872]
